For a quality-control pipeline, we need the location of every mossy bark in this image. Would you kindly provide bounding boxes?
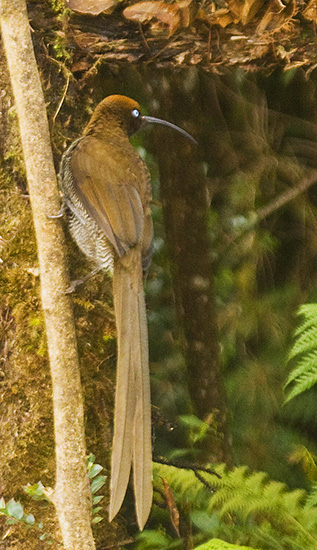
[0,1,95,548]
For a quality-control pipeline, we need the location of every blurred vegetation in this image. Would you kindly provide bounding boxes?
[3,4,317,546]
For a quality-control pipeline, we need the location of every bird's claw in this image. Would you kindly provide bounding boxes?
[47,203,66,219]
[64,279,85,294]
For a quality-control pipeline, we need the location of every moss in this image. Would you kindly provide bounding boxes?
[49,0,66,14]
[0,26,131,547]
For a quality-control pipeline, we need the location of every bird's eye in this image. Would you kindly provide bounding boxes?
[132,108,140,118]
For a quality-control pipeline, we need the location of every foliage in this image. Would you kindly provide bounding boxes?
[285,304,317,403]
[134,462,317,550]
[5,7,317,546]
[50,0,66,12]
[0,497,35,527]
[46,0,317,70]
[194,539,259,550]
[289,446,317,483]
[0,456,106,544]
[87,453,107,524]
[0,495,50,542]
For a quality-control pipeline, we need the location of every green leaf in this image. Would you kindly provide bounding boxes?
[87,453,95,468]
[179,414,207,429]
[168,447,193,460]
[25,513,35,525]
[194,539,260,550]
[7,499,24,520]
[0,497,5,509]
[92,515,103,524]
[92,495,104,505]
[179,414,211,444]
[24,481,47,500]
[190,510,219,534]
[40,533,46,540]
[92,506,102,515]
[6,518,18,525]
[91,475,106,494]
[137,529,172,549]
[88,464,103,479]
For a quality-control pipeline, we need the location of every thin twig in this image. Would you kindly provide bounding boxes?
[207,29,212,61]
[52,73,70,126]
[154,456,221,480]
[224,171,317,253]
[256,172,317,222]
[193,470,216,491]
[138,22,151,53]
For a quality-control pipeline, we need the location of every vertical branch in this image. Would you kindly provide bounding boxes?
[0,1,96,548]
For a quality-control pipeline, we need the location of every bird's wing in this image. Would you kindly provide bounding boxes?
[70,136,145,257]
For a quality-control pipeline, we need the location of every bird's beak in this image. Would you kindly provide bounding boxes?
[141,115,198,145]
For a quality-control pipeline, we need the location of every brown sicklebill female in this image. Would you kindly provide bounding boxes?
[59,95,197,530]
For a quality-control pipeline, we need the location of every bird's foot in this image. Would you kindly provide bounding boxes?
[47,208,64,219]
[64,279,85,293]
[63,266,104,293]
[47,201,66,219]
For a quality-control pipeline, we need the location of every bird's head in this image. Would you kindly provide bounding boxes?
[84,94,197,145]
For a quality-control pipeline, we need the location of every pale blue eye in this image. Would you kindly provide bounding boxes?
[132,108,140,118]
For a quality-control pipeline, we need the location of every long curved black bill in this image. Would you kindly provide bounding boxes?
[141,115,198,146]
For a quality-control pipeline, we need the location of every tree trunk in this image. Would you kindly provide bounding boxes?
[0,1,96,548]
[147,69,230,463]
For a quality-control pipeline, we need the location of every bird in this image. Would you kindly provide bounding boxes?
[59,94,197,530]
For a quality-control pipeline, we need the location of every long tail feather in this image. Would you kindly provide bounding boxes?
[109,255,152,529]
[132,273,152,529]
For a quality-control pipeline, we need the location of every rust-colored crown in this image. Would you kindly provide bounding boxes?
[84,94,143,138]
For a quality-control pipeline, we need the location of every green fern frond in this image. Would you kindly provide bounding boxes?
[306,485,317,508]
[281,489,306,514]
[285,351,317,386]
[295,304,317,335]
[285,303,317,402]
[284,365,317,403]
[152,462,317,550]
[288,329,317,361]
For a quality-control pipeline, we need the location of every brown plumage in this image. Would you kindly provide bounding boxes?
[59,94,196,530]
[60,95,153,530]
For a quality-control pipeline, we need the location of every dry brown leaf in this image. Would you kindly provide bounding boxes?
[256,0,296,34]
[123,1,180,35]
[123,0,196,35]
[190,53,203,64]
[241,0,265,25]
[227,0,243,23]
[72,30,101,48]
[275,44,297,63]
[227,0,241,19]
[161,477,180,538]
[213,8,234,27]
[251,41,271,59]
[178,0,198,28]
[302,0,317,22]
[228,0,265,25]
[198,7,234,28]
[72,60,93,72]
[66,0,118,15]
[175,51,187,63]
